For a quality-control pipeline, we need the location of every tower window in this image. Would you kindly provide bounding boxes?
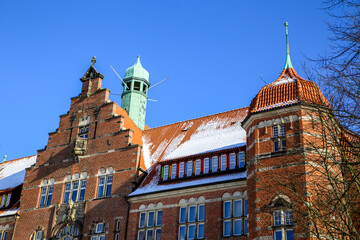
[142,85,147,94]
[273,125,286,152]
[126,82,131,91]
[134,81,141,91]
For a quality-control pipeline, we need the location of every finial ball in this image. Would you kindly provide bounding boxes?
[284,22,288,27]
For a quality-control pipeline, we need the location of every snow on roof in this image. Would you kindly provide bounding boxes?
[0,155,36,191]
[0,208,19,217]
[129,164,246,196]
[142,107,248,167]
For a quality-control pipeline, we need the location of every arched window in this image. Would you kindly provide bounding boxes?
[90,222,105,240]
[138,202,163,240]
[54,223,81,240]
[0,225,9,240]
[97,167,113,198]
[63,172,87,204]
[31,230,44,240]
[271,196,294,240]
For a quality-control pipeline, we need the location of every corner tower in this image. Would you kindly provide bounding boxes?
[121,56,150,131]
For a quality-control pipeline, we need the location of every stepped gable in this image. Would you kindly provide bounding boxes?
[249,67,330,113]
[142,107,248,169]
[0,155,36,192]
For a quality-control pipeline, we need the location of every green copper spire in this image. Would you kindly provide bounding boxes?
[284,22,294,69]
[124,56,149,81]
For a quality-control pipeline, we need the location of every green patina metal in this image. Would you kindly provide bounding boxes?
[121,56,150,131]
[2,155,7,163]
[284,22,294,69]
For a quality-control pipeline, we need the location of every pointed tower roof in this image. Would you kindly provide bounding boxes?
[124,56,149,81]
[248,23,329,113]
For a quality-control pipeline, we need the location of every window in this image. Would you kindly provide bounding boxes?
[63,179,87,203]
[223,198,248,237]
[79,126,89,138]
[195,159,201,175]
[221,155,227,171]
[171,164,177,179]
[187,161,193,177]
[54,223,80,240]
[97,175,112,198]
[273,209,293,240]
[179,162,185,178]
[0,228,8,240]
[91,223,105,240]
[0,193,11,208]
[134,81,141,91]
[238,152,245,168]
[203,158,209,174]
[178,205,205,240]
[211,156,218,172]
[114,220,121,240]
[273,125,286,152]
[138,210,162,240]
[31,230,43,240]
[39,186,53,207]
[229,153,236,170]
[163,165,169,181]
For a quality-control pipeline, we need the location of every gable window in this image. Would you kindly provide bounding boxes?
[195,159,201,175]
[138,209,162,240]
[39,178,54,208]
[203,158,209,174]
[211,156,218,173]
[273,125,286,152]
[187,161,193,177]
[63,174,87,203]
[222,192,248,237]
[221,155,227,171]
[171,164,177,179]
[178,204,205,240]
[179,162,185,178]
[97,175,112,198]
[238,152,245,168]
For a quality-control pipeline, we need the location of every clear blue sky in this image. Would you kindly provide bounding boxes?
[0,0,330,160]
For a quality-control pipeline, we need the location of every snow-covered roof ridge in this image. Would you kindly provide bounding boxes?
[0,155,37,191]
[144,107,249,131]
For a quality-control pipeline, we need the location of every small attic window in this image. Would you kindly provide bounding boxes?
[134,82,141,91]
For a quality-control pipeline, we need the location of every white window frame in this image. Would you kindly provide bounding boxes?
[223,198,248,237]
[179,162,185,178]
[187,161,193,176]
[64,179,86,203]
[171,164,177,179]
[138,209,163,240]
[195,159,201,175]
[229,153,236,170]
[212,156,218,172]
[203,158,209,174]
[97,174,112,198]
[178,204,205,240]
[163,165,169,180]
[221,154,227,171]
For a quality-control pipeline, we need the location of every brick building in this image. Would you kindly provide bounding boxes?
[2,24,340,240]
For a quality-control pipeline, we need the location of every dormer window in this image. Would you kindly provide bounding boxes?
[212,156,219,173]
[171,164,177,179]
[0,193,11,208]
[163,165,169,181]
[187,161,193,177]
[229,153,236,170]
[238,152,245,168]
[221,155,227,171]
[273,125,286,152]
[195,160,201,175]
[179,162,185,178]
[203,158,209,174]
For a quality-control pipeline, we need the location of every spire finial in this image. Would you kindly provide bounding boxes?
[284,22,293,69]
[91,56,96,67]
[2,155,7,163]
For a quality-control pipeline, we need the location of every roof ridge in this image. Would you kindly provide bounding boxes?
[1,155,36,165]
[144,107,249,131]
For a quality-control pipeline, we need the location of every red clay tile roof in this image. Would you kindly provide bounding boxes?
[141,107,248,169]
[249,68,330,113]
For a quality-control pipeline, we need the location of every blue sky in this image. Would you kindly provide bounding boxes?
[0,1,330,160]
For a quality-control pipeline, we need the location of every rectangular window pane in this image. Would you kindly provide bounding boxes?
[238,151,245,168]
[229,153,236,169]
[223,220,231,237]
[198,205,205,221]
[46,186,53,206]
[197,223,204,239]
[223,201,231,218]
[72,181,79,202]
[273,126,279,137]
[188,225,195,240]
[5,193,11,207]
[171,164,177,179]
[212,156,218,172]
[187,161,193,176]
[64,183,71,203]
[116,220,121,231]
[179,162,185,178]
[274,141,279,152]
[281,139,286,151]
[275,230,283,240]
[163,165,169,180]
[188,206,196,222]
[203,158,209,174]
[244,199,248,216]
[105,175,112,197]
[97,177,105,198]
[178,226,186,240]
[146,229,153,240]
[273,211,282,226]
[221,155,227,171]
[3,231,7,240]
[138,230,145,240]
[79,180,86,201]
[280,125,286,136]
[286,229,294,240]
[147,211,155,227]
[179,207,186,223]
[39,187,47,207]
[244,218,248,235]
[195,159,201,175]
[156,210,163,226]
[155,229,161,240]
[233,200,242,217]
[233,219,242,236]
[139,212,146,228]
[285,211,293,225]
